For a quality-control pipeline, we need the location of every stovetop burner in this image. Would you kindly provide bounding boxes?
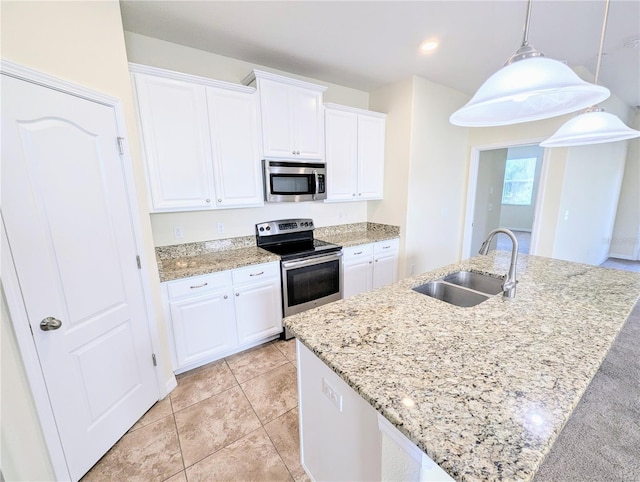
[255,218,341,261]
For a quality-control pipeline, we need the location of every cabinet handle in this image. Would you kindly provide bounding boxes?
[375,259,379,262]
[249,271,264,277]
[217,199,222,203]
[224,295,228,299]
[352,193,356,197]
[353,251,363,255]
[190,282,208,289]
[235,292,240,297]
[358,193,362,196]
[382,245,390,249]
[205,198,210,203]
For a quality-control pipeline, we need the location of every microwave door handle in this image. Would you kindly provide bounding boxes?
[313,169,319,201]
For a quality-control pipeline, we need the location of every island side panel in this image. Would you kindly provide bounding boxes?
[297,340,382,481]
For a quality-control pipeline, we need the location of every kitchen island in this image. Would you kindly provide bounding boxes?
[284,252,640,481]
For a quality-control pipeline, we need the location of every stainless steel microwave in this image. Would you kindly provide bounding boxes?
[263,160,327,202]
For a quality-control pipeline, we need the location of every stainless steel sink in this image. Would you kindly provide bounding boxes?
[412,270,504,307]
[412,281,489,307]
[442,271,503,295]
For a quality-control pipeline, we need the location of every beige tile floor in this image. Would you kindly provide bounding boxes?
[82,338,308,482]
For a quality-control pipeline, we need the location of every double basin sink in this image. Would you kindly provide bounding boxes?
[413,271,504,307]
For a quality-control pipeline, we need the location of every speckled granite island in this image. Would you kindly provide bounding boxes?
[284,252,640,482]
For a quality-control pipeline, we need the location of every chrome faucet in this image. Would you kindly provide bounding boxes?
[479,228,519,298]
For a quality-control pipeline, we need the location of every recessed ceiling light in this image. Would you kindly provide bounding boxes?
[419,39,439,53]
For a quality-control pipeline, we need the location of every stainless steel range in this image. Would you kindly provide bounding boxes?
[256,219,342,339]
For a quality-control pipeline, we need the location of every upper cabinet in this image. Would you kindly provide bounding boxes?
[131,64,263,212]
[324,103,386,202]
[244,70,326,160]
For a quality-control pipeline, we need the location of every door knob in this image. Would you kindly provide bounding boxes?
[40,317,62,331]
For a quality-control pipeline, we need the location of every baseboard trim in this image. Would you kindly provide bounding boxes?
[608,253,636,261]
[164,375,178,397]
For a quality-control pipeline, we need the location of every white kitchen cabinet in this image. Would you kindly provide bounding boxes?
[372,239,399,289]
[244,70,326,160]
[342,243,374,298]
[325,103,386,202]
[342,239,399,299]
[232,264,282,345]
[131,64,263,212]
[163,262,282,373]
[206,86,263,208]
[167,272,236,368]
[133,72,214,211]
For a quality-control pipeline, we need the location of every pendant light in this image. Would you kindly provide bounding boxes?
[540,0,640,147]
[450,0,610,127]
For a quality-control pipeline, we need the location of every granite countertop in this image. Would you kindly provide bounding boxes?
[156,222,400,282]
[316,222,400,248]
[283,252,640,481]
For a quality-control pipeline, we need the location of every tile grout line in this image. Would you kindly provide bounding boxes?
[168,395,189,482]
[263,406,300,482]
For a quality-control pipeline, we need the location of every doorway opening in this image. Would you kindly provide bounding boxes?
[463,142,546,258]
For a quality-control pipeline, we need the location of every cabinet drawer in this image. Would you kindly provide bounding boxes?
[343,244,373,261]
[232,262,280,285]
[166,271,232,300]
[374,238,399,255]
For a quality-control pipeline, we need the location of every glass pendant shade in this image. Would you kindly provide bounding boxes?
[450,57,611,127]
[541,109,640,147]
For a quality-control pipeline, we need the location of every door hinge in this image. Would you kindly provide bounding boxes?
[136,255,141,269]
[117,137,125,155]
[152,353,157,366]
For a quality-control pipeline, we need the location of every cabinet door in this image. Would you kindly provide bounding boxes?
[292,86,324,159]
[234,279,282,346]
[169,289,236,368]
[206,87,263,208]
[258,79,295,158]
[325,108,358,201]
[133,74,214,211]
[357,114,385,200]
[372,253,398,289]
[343,258,373,298]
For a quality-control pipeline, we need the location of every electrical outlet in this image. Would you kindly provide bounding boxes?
[173,226,184,239]
[322,378,343,411]
[217,222,224,234]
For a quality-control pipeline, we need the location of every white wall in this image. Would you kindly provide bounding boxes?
[369,76,469,277]
[0,2,172,478]
[124,32,371,245]
[553,141,627,265]
[367,78,414,276]
[499,144,544,231]
[472,149,508,254]
[405,76,469,273]
[610,110,640,259]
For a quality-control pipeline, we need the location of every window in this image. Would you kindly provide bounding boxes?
[502,157,537,205]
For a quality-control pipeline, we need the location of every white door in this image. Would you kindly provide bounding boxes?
[292,86,324,159]
[325,108,358,201]
[259,78,295,158]
[170,289,236,368]
[2,75,159,481]
[235,280,282,346]
[357,114,386,200]
[206,87,263,208]
[372,254,398,289]
[133,73,214,211]
[343,258,373,298]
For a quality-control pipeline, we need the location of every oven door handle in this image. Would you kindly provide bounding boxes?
[282,251,343,269]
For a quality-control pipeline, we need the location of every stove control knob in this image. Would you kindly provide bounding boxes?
[302,222,307,227]
[309,221,314,227]
[266,226,271,231]
[259,227,264,232]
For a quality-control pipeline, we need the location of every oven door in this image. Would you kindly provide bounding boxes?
[281,251,342,318]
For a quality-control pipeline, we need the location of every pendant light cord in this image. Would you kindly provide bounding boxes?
[521,0,533,47]
[594,0,611,85]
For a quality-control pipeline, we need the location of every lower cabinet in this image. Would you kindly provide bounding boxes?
[343,239,399,299]
[163,262,282,373]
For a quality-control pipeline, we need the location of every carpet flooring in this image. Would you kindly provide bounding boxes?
[533,299,640,481]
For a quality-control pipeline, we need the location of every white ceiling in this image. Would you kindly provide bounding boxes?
[120,0,640,109]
